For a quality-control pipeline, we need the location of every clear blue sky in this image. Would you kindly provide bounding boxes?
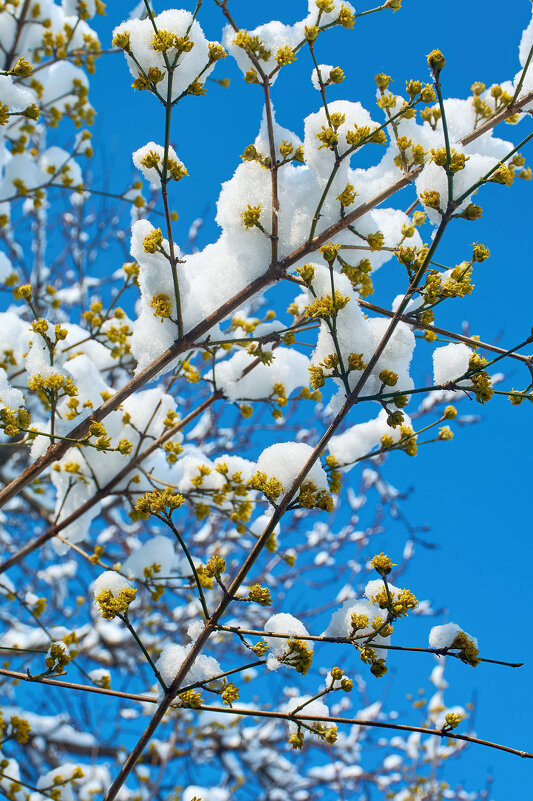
[87,2,532,795]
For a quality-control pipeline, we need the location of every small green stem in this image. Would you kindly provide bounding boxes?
[511,42,533,105]
[164,517,210,619]
[325,266,351,394]
[455,131,533,205]
[308,161,340,243]
[187,0,202,32]
[121,613,168,692]
[434,73,454,206]
[160,69,184,339]
[0,772,53,799]
[290,686,331,717]
[178,659,265,693]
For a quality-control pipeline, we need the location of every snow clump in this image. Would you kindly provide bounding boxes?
[155,644,221,690]
[263,612,312,672]
[432,342,473,386]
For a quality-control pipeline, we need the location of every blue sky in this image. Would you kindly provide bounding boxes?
[85,1,533,795]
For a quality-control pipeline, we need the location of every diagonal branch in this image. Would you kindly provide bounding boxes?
[0,667,529,761]
[1,88,531,518]
[357,298,533,364]
[0,393,220,573]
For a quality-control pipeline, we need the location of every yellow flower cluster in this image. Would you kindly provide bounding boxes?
[28,373,78,406]
[373,586,418,618]
[468,353,493,404]
[451,631,481,666]
[251,641,270,656]
[143,228,163,253]
[427,49,446,73]
[379,370,398,387]
[350,612,368,634]
[336,183,358,207]
[179,690,203,708]
[247,470,285,502]
[247,584,272,606]
[370,552,395,576]
[94,587,137,620]
[221,682,240,706]
[304,291,350,320]
[444,712,463,729]
[276,45,296,66]
[45,642,71,672]
[204,555,226,578]
[299,480,334,512]
[359,645,388,677]
[280,638,313,675]
[337,4,355,27]
[233,30,271,62]
[149,293,173,321]
[316,125,338,150]
[241,204,262,230]
[422,264,474,305]
[313,722,338,744]
[0,406,31,438]
[340,257,373,296]
[151,30,194,54]
[133,488,185,519]
[2,714,31,744]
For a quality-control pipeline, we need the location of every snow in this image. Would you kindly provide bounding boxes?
[311,64,335,90]
[429,622,477,650]
[0,75,35,112]
[329,409,413,470]
[113,10,215,103]
[284,695,329,735]
[182,788,229,801]
[323,597,391,648]
[303,99,379,182]
[89,668,111,685]
[63,0,99,18]
[255,441,329,493]
[432,342,473,386]
[93,571,133,598]
[122,535,178,580]
[0,367,24,409]
[155,644,221,689]
[264,612,312,662]
[213,347,310,402]
[132,141,186,188]
[37,764,82,801]
[416,152,499,223]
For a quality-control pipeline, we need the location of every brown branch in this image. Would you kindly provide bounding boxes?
[461,90,533,146]
[0,392,220,574]
[4,83,533,797]
[2,87,532,512]
[3,0,31,71]
[214,626,523,668]
[0,310,303,574]
[99,210,493,797]
[194,705,533,760]
[357,299,533,364]
[0,661,265,702]
[103,381,378,800]
[0,668,529,761]
[263,79,280,264]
